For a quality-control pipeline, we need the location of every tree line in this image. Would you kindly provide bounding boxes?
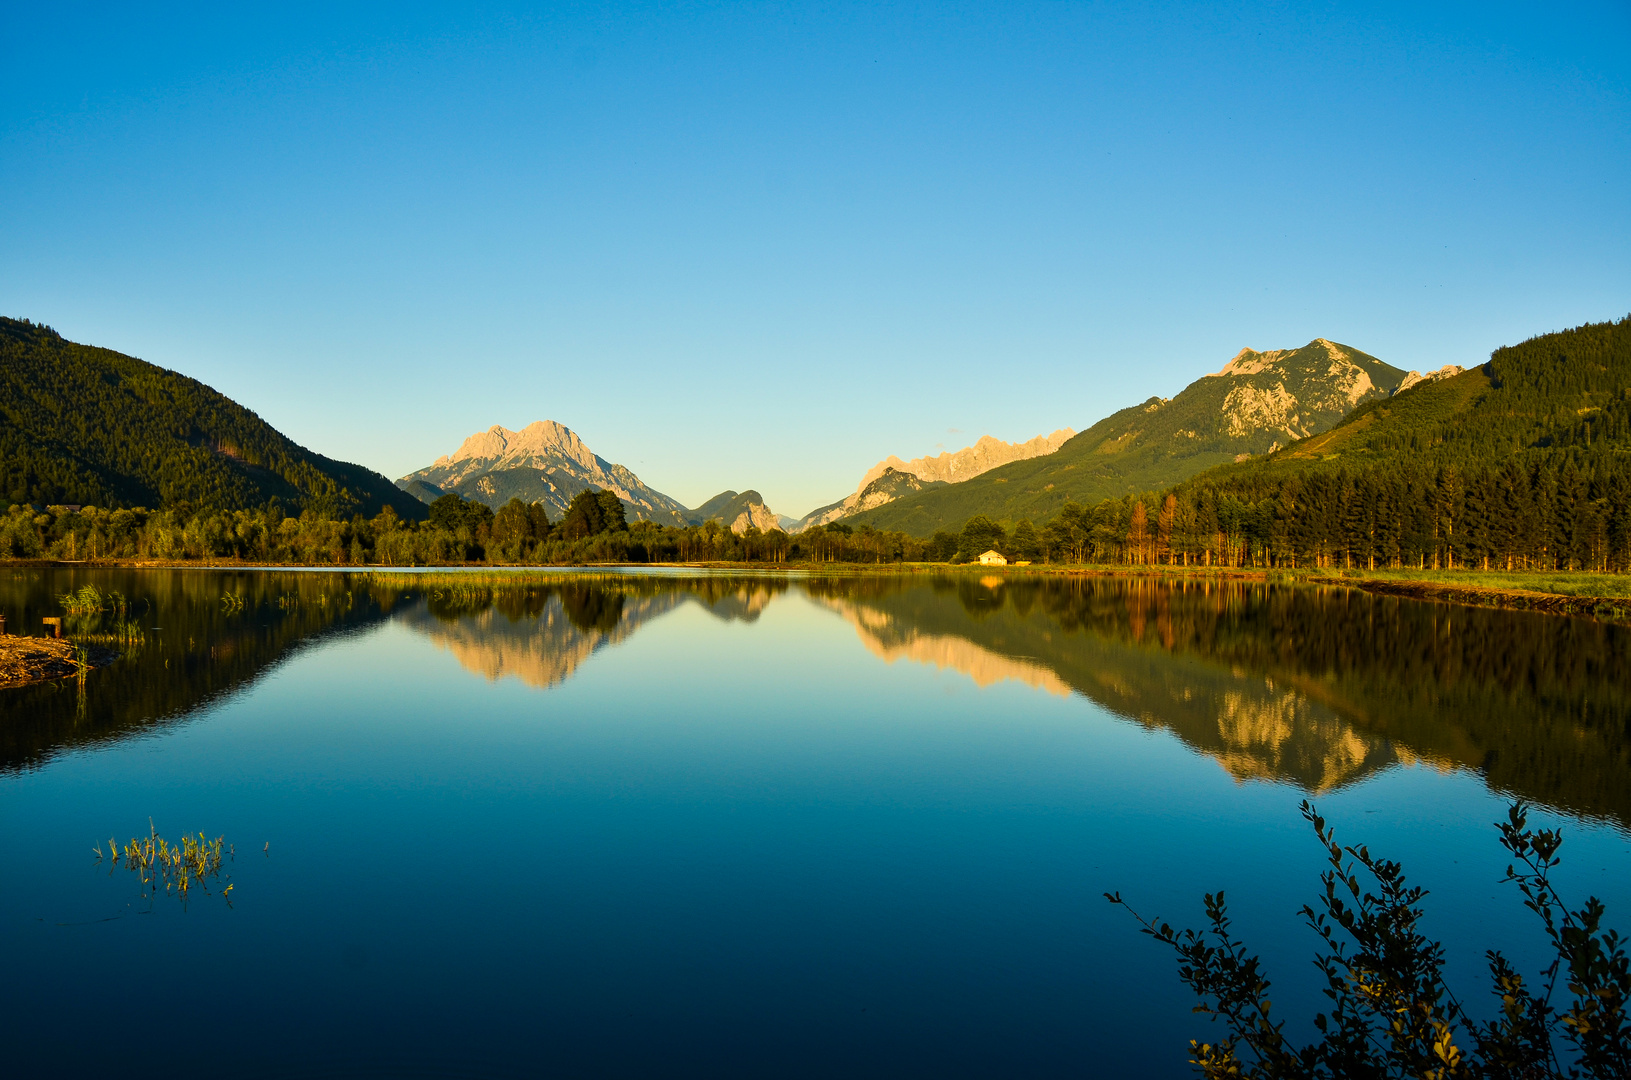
[10,453,1631,573]
[935,455,1631,573]
[0,488,940,566]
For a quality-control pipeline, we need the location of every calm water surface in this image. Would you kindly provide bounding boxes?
[2,568,1628,1078]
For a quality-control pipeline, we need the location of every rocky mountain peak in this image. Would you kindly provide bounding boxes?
[437,420,596,471]
[401,420,689,524]
[1213,348,1278,377]
[1393,365,1466,396]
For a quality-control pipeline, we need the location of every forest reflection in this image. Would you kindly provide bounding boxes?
[3,569,1627,826]
[808,576,1631,824]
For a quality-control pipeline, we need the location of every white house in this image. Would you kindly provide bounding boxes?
[978,549,1007,566]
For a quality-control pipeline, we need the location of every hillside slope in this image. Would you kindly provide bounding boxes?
[0,317,423,517]
[849,339,1406,535]
[1135,315,1631,572]
[1190,315,1631,486]
[686,490,781,533]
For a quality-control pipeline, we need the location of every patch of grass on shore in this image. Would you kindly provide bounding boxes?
[1304,567,1631,599]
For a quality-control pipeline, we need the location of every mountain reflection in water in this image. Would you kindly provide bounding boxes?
[3,569,1627,827]
[405,578,786,689]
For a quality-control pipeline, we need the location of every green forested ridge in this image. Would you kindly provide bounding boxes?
[881,317,1631,576]
[848,339,1406,535]
[0,317,424,518]
[1130,315,1631,571]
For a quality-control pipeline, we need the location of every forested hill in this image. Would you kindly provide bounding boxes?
[847,339,1406,536]
[1140,315,1631,571]
[1207,315,1631,478]
[0,317,424,517]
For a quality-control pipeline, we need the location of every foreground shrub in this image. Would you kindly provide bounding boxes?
[1108,801,1629,1078]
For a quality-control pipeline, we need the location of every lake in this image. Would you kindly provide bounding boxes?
[2,567,1628,1078]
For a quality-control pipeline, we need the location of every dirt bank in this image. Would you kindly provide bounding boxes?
[0,637,114,689]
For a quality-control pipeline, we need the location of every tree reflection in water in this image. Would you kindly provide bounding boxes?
[3,569,1627,828]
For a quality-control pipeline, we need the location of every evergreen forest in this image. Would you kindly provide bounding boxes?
[0,317,423,519]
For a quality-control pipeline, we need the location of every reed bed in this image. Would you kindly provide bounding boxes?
[57,584,131,614]
[96,821,233,907]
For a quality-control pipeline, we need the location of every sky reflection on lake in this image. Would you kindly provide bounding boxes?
[2,569,1628,1078]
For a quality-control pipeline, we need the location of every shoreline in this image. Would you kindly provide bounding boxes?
[0,635,117,689]
[8,558,1630,622]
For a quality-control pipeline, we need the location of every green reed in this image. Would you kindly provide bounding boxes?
[57,584,130,614]
[95,820,234,907]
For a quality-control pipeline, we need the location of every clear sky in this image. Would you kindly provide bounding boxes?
[3,2,1628,517]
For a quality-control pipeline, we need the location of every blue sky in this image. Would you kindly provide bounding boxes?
[3,2,1627,517]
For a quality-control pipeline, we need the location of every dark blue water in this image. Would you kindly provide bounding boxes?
[2,569,1627,1077]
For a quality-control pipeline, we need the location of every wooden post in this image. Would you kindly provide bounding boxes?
[42,617,62,639]
[0,612,6,636]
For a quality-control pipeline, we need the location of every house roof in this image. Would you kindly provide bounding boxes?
[980,549,1004,558]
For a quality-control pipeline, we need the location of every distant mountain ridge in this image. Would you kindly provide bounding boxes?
[400,421,790,533]
[794,428,1074,531]
[398,421,691,525]
[846,338,1408,536]
[0,316,423,517]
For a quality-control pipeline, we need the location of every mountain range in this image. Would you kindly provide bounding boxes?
[24,309,1595,548]
[845,339,1408,535]
[396,421,790,533]
[397,421,693,525]
[792,429,1075,530]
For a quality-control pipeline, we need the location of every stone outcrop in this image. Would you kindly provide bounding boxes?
[1392,364,1465,395]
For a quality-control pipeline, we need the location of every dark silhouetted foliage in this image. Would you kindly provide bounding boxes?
[1110,801,1629,1078]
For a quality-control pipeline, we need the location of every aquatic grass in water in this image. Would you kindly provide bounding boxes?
[57,585,132,614]
[95,821,234,908]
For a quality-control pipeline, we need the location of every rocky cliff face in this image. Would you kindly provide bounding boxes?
[852,468,948,513]
[1205,339,1400,441]
[1392,364,1465,395]
[794,429,1073,531]
[398,421,689,524]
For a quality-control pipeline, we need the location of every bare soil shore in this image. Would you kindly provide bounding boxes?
[0,636,82,688]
